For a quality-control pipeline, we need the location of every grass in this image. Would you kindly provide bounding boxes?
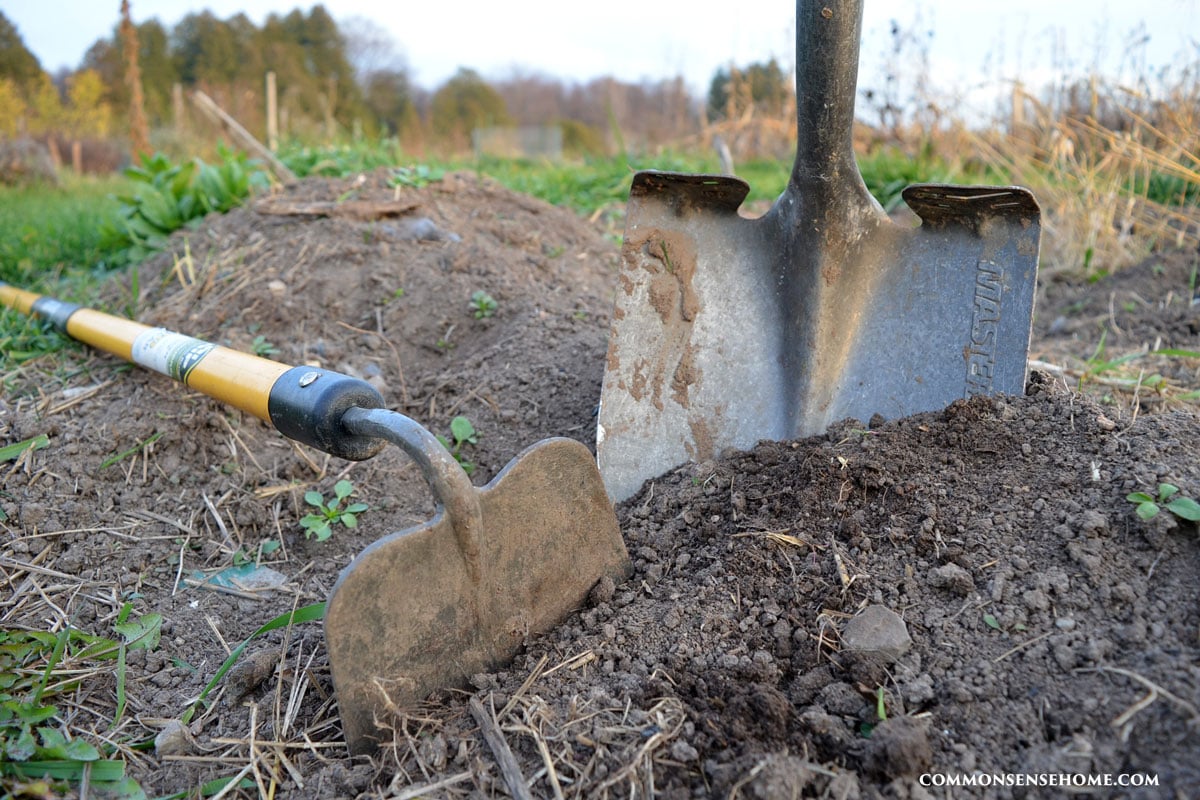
[0,610,161,797]
[0,173,136,375]
[966,98,1200,278]
[0,174,133,287]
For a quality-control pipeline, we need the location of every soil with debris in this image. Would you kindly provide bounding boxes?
[2,170,1199,799]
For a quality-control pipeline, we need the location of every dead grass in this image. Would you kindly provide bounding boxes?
[365,650,690,798]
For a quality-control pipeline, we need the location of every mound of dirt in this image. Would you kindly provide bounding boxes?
[2,170,1199,799]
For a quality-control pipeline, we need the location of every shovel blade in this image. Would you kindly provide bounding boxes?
[326,437,629,753]
[597,0,1041,502]
[598,174,1040,502]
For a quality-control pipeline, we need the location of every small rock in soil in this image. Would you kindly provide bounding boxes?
[841,605,913,662]
[225,649,279,700]
[739,754,817,799]
[153,720,197,757]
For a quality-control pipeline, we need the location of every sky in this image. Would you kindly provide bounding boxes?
[4,0,1198,120]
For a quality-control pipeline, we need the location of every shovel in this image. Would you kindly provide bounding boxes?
[598,0,1041,502]
[0,283,630,753]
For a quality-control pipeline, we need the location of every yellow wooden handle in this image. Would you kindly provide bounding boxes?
[0,283,286,422]
[2,282,387,460]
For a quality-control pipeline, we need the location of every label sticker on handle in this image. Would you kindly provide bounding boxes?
[131,328,215,383]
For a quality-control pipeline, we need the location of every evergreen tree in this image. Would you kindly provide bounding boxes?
[430,68,511,146]
[172,11,239,88]
[0,12,43,87]
[707,58,790,122]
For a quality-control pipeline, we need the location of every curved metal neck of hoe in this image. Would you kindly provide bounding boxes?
[340,406,483,583]
[791,0,867,194]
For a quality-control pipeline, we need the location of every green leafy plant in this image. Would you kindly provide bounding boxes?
[859,686,889,737]
[388,164,445,189]
[250,335,279,358]
[469,290,498,319]
[1126,483,1200,522]
[100,147,268,266]
[233,539,281,566]
[437,416,479,475]
[0,612,158,795]
[300,479,369,541]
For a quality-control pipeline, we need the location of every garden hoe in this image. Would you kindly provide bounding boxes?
[0,283,630,753]
[598,0,1042,502]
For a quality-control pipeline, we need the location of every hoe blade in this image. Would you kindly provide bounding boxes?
[598,0,1041,502]
[328,411,630,753]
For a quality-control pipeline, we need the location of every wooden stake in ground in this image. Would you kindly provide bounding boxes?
[191,91,297,183]
[120,0,150,161]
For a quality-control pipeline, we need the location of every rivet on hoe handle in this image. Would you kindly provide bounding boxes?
[0,282,631,753]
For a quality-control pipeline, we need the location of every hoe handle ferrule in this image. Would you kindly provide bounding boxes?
[267,368,386,461]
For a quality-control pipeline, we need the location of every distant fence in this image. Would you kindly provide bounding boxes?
[471,126,563,160]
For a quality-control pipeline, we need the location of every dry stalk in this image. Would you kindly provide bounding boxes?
[470,695,534,800]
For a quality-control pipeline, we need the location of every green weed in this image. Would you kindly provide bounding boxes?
[278,139,406,177]
[300,479,369,541]
[389,164,445,189]
[100,147,268,266]
[0,434,49,463]
[232,539,280,567]
[437,416,479,475]
[0,609,160,797]
[250,335,279,358]
[469,290,498,319]
[1126,483,1200,522]
[99,431,163,469]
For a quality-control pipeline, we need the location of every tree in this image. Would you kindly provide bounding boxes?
[0,12,43,87]
[66,69,112,136]
[0,78,28,137]
[364,69,418,137]
[340,16,406,82]
[341,16,416,138]
[707,58,790,122]
[138,20,178,122]
[172,11,239,88]
[430,68,511,149]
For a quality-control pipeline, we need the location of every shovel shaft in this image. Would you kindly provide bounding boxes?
[793,1,863,183]
[1,282,385,460]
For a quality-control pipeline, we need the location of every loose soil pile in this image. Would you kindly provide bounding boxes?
[2,170,1198,799]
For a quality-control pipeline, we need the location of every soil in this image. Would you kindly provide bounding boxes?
[2,169,1199,799]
